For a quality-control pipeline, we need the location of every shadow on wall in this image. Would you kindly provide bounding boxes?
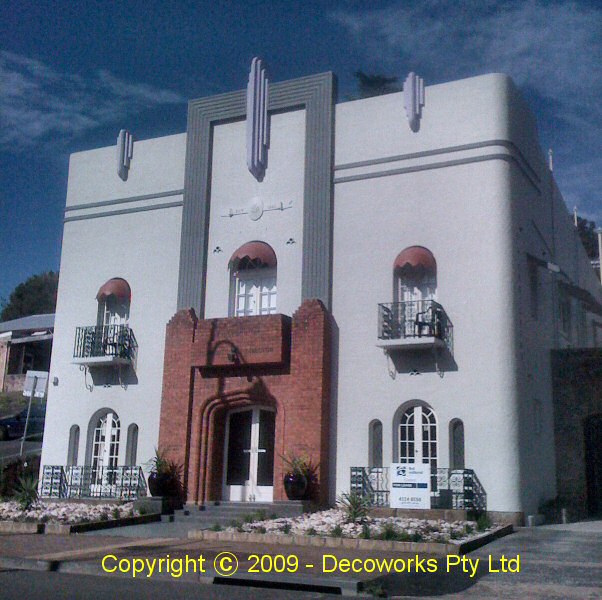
[388,348,458,375]
[87,365,139,388]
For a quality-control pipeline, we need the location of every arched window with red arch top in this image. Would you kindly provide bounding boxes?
[229,241,277,317]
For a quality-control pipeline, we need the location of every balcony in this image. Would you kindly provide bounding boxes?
[72,325,138,367]
[377,300,453,354]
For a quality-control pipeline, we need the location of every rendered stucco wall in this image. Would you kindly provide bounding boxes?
[204,110,306,319]
[40,134,185,473]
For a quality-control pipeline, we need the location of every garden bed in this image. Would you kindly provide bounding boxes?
[188,509,513,555]
[0,500,160,534]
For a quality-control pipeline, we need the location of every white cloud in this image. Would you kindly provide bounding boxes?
[0,51,185,151]
[331,0,602,221]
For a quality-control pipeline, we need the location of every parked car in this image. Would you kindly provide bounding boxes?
[0,404,46,441]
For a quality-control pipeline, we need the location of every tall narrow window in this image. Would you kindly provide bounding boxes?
[229,242,277,316]
[393,247,437,338]
[125,423,139,466]
[449,419,465,470]
[369,420,383,468]
[67,425,80,466]
[95,278,131,357]
[397,404,437,470]
[89,411,120,487]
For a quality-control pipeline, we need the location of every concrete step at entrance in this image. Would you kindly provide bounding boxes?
[172,501,305,525]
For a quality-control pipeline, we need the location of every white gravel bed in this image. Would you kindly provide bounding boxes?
[0,501,138,524]
[224,508,492,543]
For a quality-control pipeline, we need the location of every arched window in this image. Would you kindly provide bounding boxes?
[393,247,437,338]
[86,409,120,488]
[369,420,383,468]
[125,423,139,466]
[394,246,437,303]
[96,278,131,328]
[229,242,277,316]
[449,419,465,470]
[67,425,80,466]
[396,403,437,471]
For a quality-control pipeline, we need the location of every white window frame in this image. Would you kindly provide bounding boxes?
[231,266,277,317]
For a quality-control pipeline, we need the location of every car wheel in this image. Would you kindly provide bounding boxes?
[0,426,8,441]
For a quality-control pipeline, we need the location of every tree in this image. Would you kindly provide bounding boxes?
[577,217,598,261]
[353,70,401,99]
[0,272,58,321]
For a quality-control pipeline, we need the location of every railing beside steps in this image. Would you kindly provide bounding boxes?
[350,466,486,513]
[40,466,146,500]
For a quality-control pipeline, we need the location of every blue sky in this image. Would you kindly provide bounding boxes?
[1,0,601,306]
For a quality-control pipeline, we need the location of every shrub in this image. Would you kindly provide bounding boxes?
[377,522,399,541]
[111,507,121,520]
[337,491,370,523]
[360,523,371,539]
[211,523,222,532]
[14,474,38,511]
[476,514,492,532]
[306,527,317,536]
[330,524,343,538]
[281,522,291,534]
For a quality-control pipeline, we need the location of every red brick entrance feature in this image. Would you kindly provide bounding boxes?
[158,299,332,506]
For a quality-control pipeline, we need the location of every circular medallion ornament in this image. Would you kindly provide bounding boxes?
[248,197,264,221]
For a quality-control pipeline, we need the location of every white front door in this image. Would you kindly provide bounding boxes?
[90,412,120,494]
[398,405,437,470]
[224,408,275,502]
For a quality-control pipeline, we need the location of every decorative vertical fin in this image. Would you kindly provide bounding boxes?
[403,72,425,132]
[117,129,134,181]
[246,57,270,181]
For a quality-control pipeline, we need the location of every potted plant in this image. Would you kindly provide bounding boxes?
[147,448,182,498]
[281,452,318,501]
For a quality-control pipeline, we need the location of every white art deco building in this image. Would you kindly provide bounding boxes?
[39,62,602,524]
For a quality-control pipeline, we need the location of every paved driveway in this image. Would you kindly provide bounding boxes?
[388,522,602,599]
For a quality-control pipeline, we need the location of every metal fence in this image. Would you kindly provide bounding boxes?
[73,325,138,362]
[40,465,146,500]
[350,466,486,513]
[378,300,454,354]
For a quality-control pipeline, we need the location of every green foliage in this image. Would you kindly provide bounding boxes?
[337,490,370,523]
[138,506,148,516]
[377,522,402,541]
[99,512,109,521]
[360,523,371,539]
[111,507,120,520]
[476,514,492,532]
[281,522,291,534]
[14,474,38,511]
[281,452,318,480]
[354,70,401,99]
[330,524,343,538]
[211,523,223,532]
[1,271,58,321]
[306,526,317,536]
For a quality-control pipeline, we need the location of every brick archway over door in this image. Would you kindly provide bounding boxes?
[158,299,333,506]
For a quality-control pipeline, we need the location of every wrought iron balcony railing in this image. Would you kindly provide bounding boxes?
[40,465,146,500]
[377,300,453,354]
[350,466,486,512]
[73,325,137,364]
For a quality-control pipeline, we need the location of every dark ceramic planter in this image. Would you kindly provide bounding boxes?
[283,472,308,500]
[148,472,178,497]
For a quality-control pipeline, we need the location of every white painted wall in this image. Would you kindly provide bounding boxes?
[41,72,602,518]
[332,73,602,516]
[41,134,185,474]
[204,109,306,318]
